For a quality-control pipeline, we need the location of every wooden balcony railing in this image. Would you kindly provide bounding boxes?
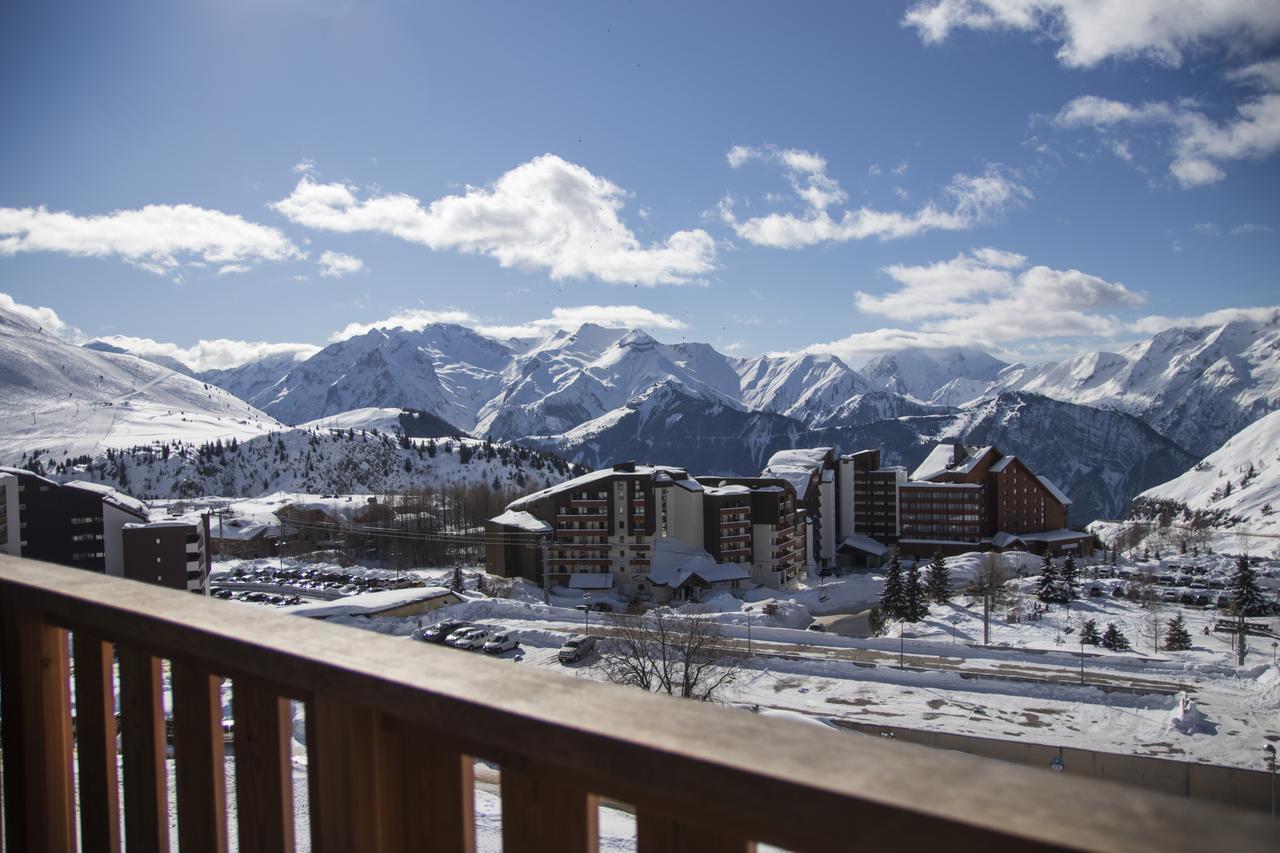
[1,554,1276,853]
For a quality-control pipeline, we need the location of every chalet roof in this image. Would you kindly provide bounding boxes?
[1035,475,1072,506]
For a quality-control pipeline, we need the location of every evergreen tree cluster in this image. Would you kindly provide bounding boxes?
[1079,619,1102,646]
[1035,554,1077,603]
[879,555,929,623]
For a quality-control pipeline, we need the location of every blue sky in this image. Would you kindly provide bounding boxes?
[1,1,1277,369]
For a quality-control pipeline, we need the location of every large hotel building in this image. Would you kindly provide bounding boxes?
[487,443,1089,597]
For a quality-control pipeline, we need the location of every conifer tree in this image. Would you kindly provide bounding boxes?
[1036,554,1063,603]
[1228,554,1267,617]
[449,565,464,592]
[879,555,905,620]
[1080,618,1102,645]
[925,550,951,604]
[1059,554,1078,600]
[1101,623,1131,651]
[1164,612,1192,651]
[903,564,927,622]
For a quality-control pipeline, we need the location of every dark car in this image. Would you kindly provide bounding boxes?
[419,619,470,643]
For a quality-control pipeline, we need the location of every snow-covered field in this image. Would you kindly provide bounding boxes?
[208,549,1280,775]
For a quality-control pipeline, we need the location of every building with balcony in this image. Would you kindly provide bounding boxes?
[486,462,805,597]
[761,447,837,570]
[835,449,906,566]
[122,520,209,594]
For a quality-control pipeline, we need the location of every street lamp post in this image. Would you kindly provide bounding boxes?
[899,619,906,670]
[1080,637,1086,685]
[745,605,753,655]
[1264,743,1276,819]
[583,593,592,632]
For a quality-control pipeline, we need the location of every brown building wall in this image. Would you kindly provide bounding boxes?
[122,524,201,591]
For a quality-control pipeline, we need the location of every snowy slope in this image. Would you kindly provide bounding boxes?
[0,304,280,466]
[31,428,579,501]
[1107,410,1280,550]
[992,313,1280,457]
[861,347,1008,402]
[197,351,309,409]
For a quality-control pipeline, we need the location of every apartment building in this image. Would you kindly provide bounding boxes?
[0,466,210,591]
[486,462,805,596]
[761,448,837,569]
[897,444,1089,556]
[122,520,209,593]
[836,449,906,547]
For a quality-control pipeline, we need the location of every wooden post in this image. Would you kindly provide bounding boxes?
[307,695,383,853]
[637,812,756,853]
[119,647,169,853]
[72,633,121,853]
[0,603,77,853]
[232,679,295,853]
[392,722,475,853]
[500,763,599,853]
[173,662,228,853]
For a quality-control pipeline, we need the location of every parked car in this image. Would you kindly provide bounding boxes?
[450,629,492,651]
[557,635,597,664]
[1087,584,1103,597]
[482,633,520,654]
[417,619,469,643]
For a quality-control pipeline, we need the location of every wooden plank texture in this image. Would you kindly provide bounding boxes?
[72,633,121,853]
[118,647,169,853]
[394,724,476,853]
[500,763,598,853]
[173,663,228,853]
[232,679,294,853]
[3,555,1278,853]
[637,811,755,853]
[0,603,77,853]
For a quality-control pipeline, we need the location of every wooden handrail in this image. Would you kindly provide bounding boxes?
[0,554,1276,852]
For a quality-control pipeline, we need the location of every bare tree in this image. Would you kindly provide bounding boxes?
[596,611,746,702]
[965,553,1010,646]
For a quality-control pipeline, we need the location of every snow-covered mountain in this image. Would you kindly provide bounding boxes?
[0,303,280,466]
[230,324,513,431]
[992,313,1280,457]
[861,347,1009,402]
[735,352,876,423]
[197,351,310,409]
[530,385,1191,524]
[1113,409,1280,547]
[83,340,195,377]
[26,427,579,501]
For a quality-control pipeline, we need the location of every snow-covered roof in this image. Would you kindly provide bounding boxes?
[991,531,1025,548]
[1035,475,1072,506]
[910,444,994,481]
[838,535,888,557]
[646,537,751,588]
[0,465,60,486]
[211,517,279,541]
[567,573,615,590]
[703,484,752,497]
[900,481,981,490]
[653,469,704,492]
[489,509,553,533]
[508,464,686,510]
[290,586,456,619]
[64,480,148,518]
[989,455,1016,473]
[761,447,832,499]
[123,520,195,530]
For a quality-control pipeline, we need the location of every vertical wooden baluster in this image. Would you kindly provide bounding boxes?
[118,647,169,853]
[500,763,599,853]
[0,603,77,853]
[72,633,121,853]
[232,680,294,853]
[307,695,383,853]
[637,812,756,853]
[395,724,475,853]
[172,663,228,853]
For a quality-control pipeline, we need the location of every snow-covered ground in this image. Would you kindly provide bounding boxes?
[206,550,1280,775]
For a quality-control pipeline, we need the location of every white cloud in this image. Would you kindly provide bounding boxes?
[330,309,478,341]
[0,292,85,342]
[1230,222,1272,234]
[903,1,1280,69]
[1128,305,1280,335]
[475,305,688,339]
[0,203,303,274]
[804,248,1145,362]
[293,159,317,175]
[1053,61,1280,187]
[317,250,365,278]
[271,154,716,286]
[91,335,320,372]
[721,145,1029,248]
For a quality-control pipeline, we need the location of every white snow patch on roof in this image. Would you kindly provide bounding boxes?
[489,509,553,533]
[1035,474,1072,506]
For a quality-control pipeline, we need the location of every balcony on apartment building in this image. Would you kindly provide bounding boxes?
[1,554,1273,853]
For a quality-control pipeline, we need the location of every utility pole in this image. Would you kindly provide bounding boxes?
[983,589,991,647]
